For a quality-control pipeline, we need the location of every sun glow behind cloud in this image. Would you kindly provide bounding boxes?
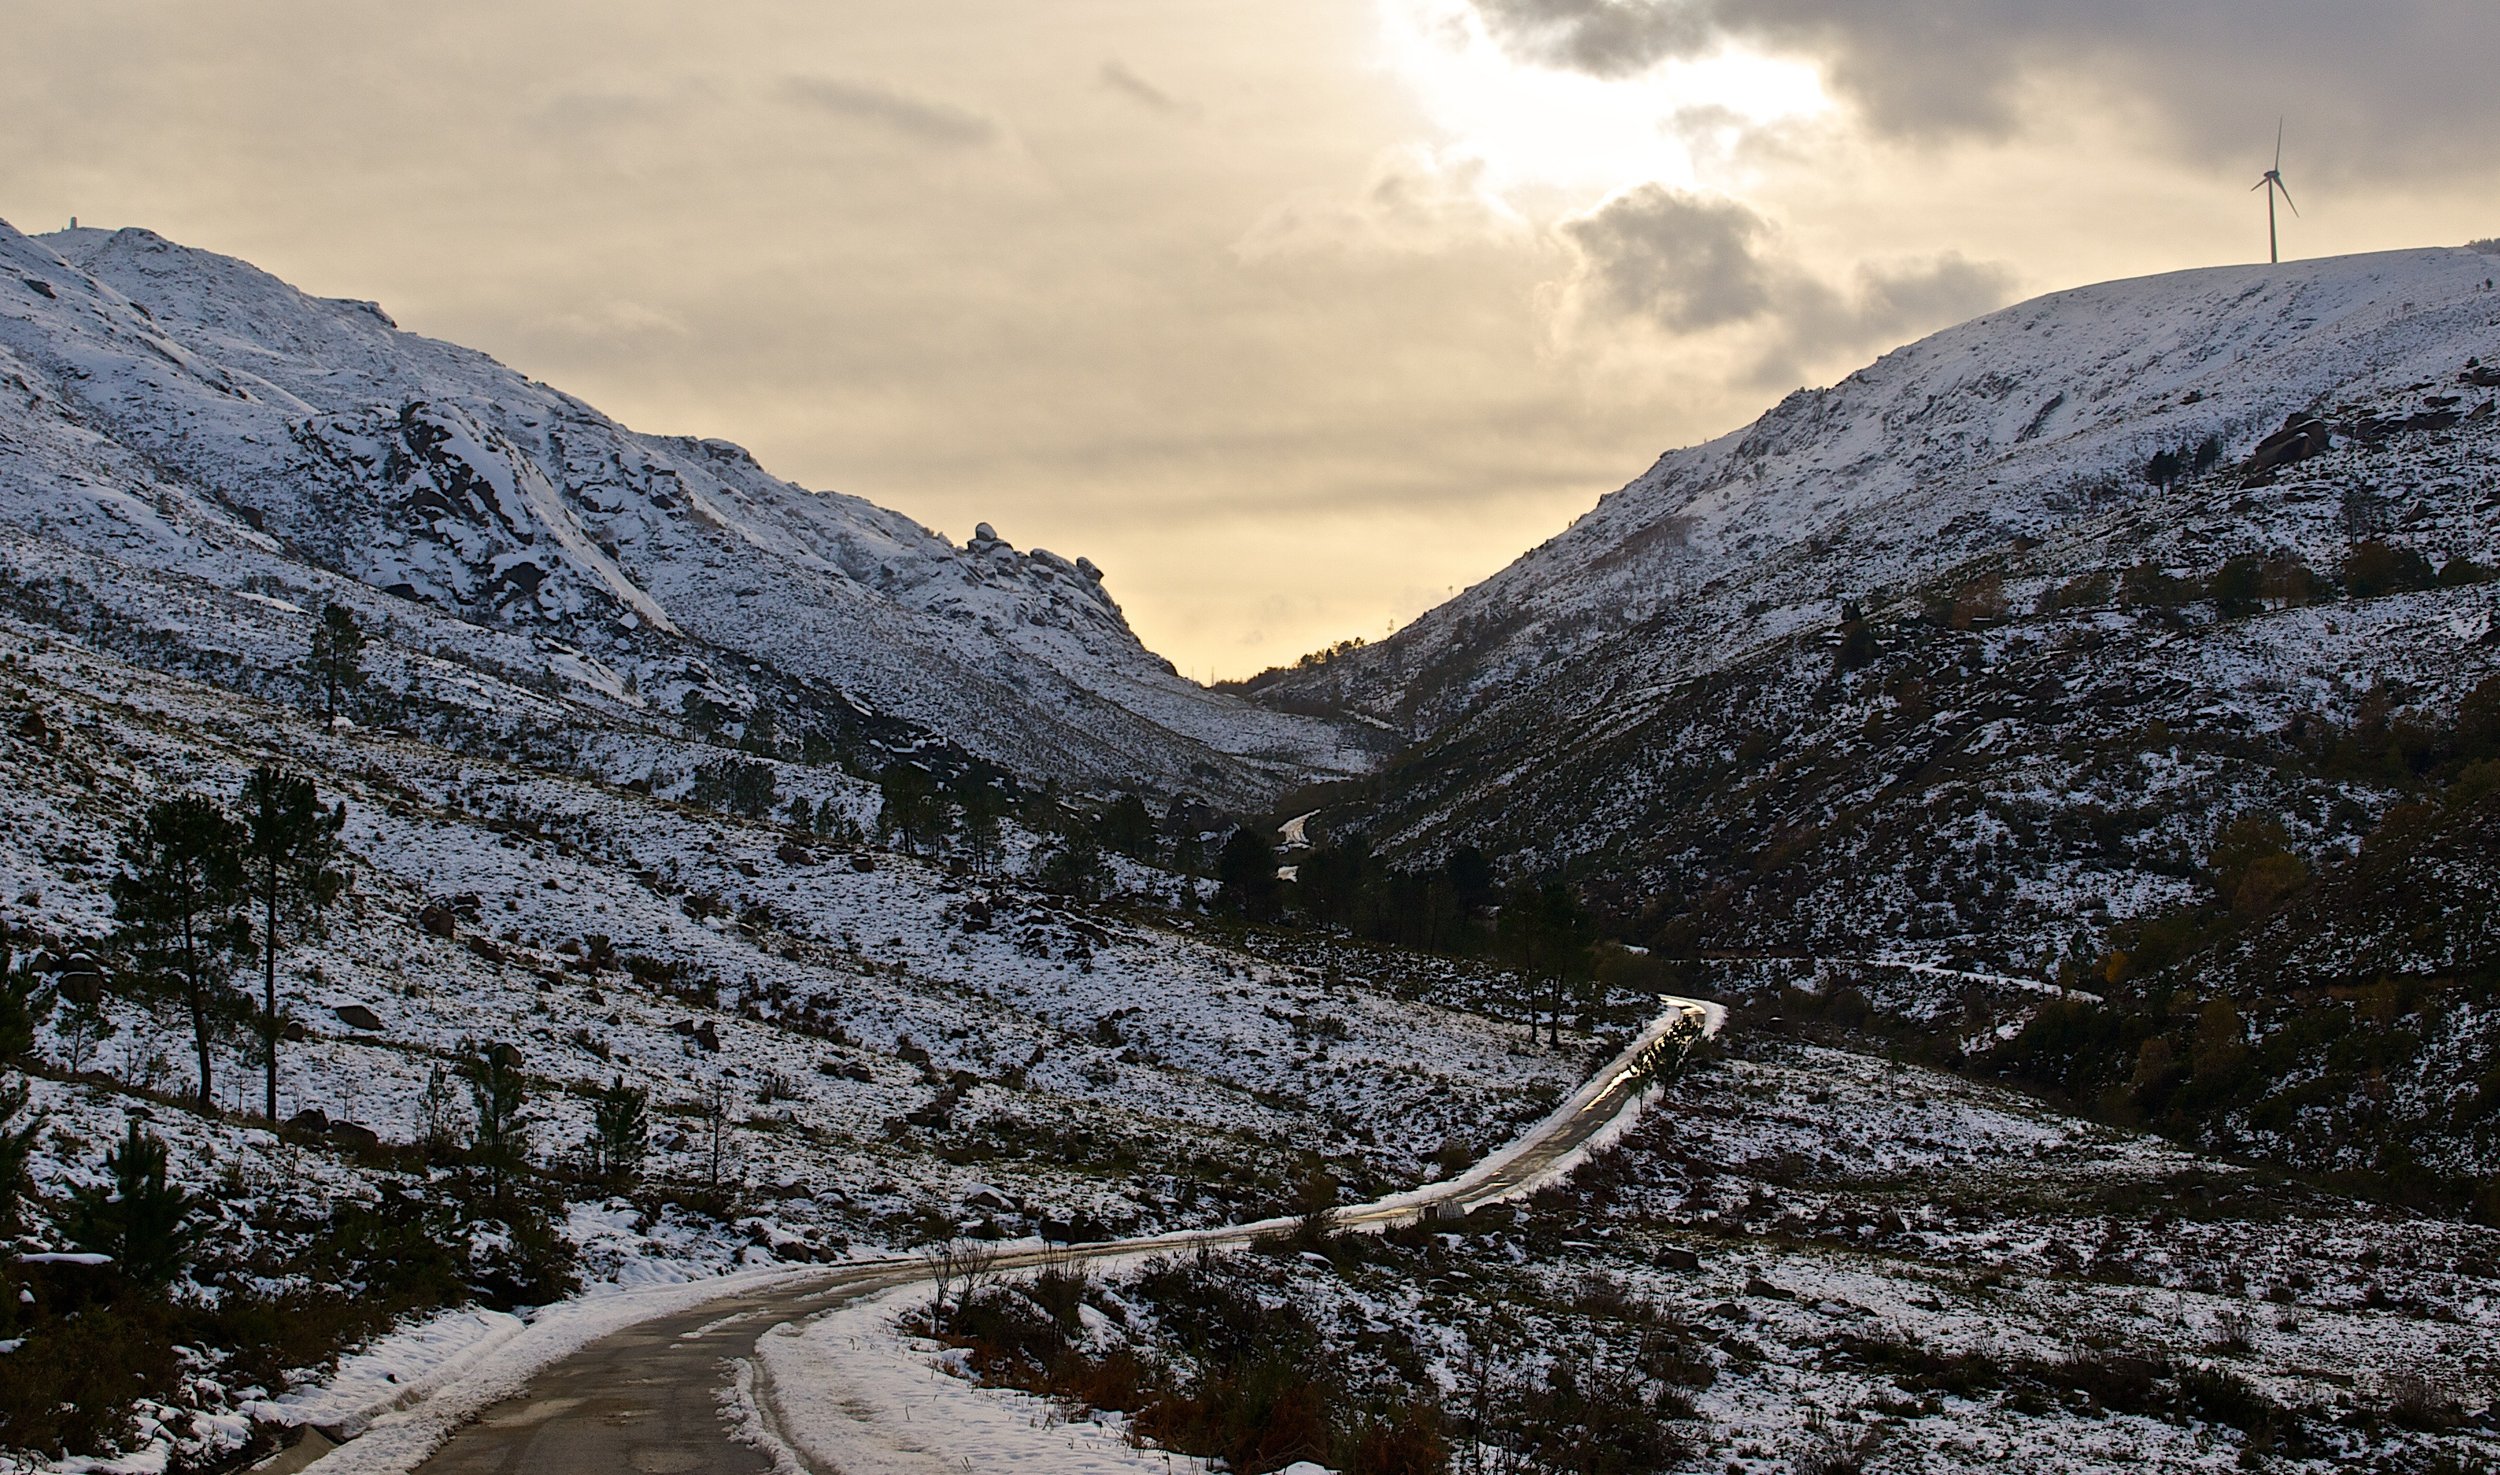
[1377,0,1829,204]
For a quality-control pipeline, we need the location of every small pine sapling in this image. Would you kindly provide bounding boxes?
[69,1120,200,1288]
[464,1045,534,1211]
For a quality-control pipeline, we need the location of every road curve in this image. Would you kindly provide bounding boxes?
[304,998,1722,1475]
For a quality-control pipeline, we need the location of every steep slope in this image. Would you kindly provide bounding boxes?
[1253,249,2500,733]
[0,220,1375,802]
[1263,249,2500,972]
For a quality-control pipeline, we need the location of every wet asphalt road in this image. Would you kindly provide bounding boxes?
[331,1000,1716,1475]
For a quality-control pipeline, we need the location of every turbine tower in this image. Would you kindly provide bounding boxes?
[2252,119,2298,264]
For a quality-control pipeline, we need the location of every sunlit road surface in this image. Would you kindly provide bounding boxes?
[313,998,1722,1475]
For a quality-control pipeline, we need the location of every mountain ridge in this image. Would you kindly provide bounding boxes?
[0,219,1380,804]
[1247,246,2500,737]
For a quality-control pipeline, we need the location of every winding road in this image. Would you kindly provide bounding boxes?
[289,998,1722,1475]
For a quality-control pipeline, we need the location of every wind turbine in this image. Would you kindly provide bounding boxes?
[2252,119,2298,264]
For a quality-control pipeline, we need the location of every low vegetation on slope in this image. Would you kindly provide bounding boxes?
[0,610,1577,1467]
[910,1037,2500,1474]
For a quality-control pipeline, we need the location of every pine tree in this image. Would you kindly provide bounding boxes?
[587,1077,648,1187]
[0,1078,40,1239]
[691,757,777,819]
[1096,794,1156,861]
[955,782,1008,875]
[1498,880,1593,1049]
[465,1045,533,1210]
[239,764,348,1122]
[0,923,49,1239]
[70,1120,200,1287]
[1216,826,1282,921]
[1031,830,1107,900]
[1833,599,1879,674]
[307,603,368,724]
[111,796,248,1110]
[877,763,948,855]
[0,921,54,1063]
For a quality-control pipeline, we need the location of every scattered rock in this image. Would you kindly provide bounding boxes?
[286,1108,330,1134]
[416,905,457,939]
[2244,414,2330,475]
[776,842,814,867]
[327,1121,381,1151]
[332,1003,384,1032]
[1659,1247,1703,1273]
[849,854,876,873]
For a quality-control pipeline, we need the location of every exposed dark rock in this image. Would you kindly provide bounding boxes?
[2245,415,2330,475]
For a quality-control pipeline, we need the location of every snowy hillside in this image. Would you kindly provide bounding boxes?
[1255,248,2500,733]
[1262,248,2500,975]
[0,220,1377,804]
[0,608,1570,1468]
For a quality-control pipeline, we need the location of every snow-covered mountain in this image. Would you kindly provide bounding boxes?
[1258,248,2500,733]
[1256,247,2500,970]
[0,220,1377,803]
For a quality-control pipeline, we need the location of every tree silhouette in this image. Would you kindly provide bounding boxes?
[877,763,949,855]
[1032,829,1108,901]
[239,764,347,1122]
[111,796,248,1110]
[956,781,1009,875]
[1216,826,1282,921]
[1096,793,1156,861]
[587,1076,648,1187]
[0,1077,39,1239]
[308,603,368,724]
[1499,880,1594,1049]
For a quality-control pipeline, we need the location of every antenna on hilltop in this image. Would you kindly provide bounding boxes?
[2251,118,2298,265]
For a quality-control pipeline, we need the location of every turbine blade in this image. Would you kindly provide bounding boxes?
[2276,117,2285,171]
[2278,181,2299,216]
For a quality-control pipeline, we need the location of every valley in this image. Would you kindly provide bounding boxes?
[0,219,2491,1473]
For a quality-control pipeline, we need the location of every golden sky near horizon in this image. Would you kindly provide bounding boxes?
[4,0,2496,678]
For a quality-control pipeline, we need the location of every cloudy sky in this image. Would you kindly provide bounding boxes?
[6,1,2496,677]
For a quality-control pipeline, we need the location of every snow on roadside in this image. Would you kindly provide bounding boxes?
[292,1266,822,1475]
[747,1279,1217,1475]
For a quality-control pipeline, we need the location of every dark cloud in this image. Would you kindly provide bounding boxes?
[1561,186,1777,330]
[1561,187,2017,381]
[1472,0,1710,79]
[1469,0,2500,178]
[1098,61,1196,118]
[780,76,1002,149]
